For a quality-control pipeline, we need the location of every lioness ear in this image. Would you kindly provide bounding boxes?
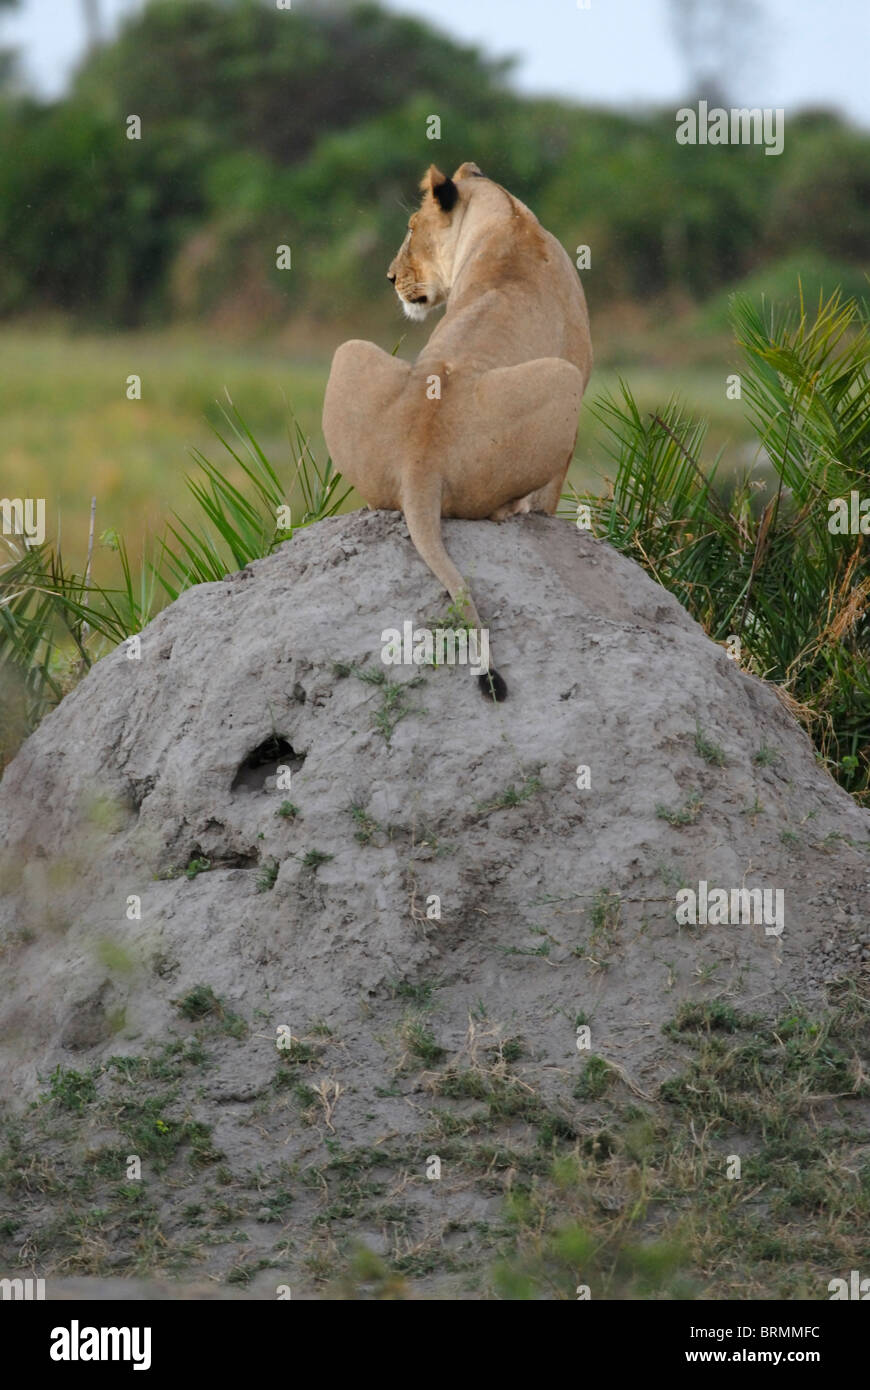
[421,165,459,213]
[452,161,483,180]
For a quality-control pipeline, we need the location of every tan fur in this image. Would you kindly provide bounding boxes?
[322,162,593,692]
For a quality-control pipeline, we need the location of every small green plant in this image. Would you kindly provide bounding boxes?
[391,978,439,1008]
[301,848,333,870]
[184,856,211,879]
[172,984,247,1038]
[656,791,703,826]
[256,858,279,892]
[572,1056,614,1100]
[477,773,543,815]
[664,1000,748,1037]
[504,941,550,958]
[694,722,726,767]
[174,985,220,1020]
[277,800,299,819]
[400,1015,445,1066]
[349,802,380,845]
[754,744,780,767]
[355,668,425,744]
[574,891,621,969]
[590,890,621,937]
[42,1065,97,1112]
[444,591,475,630]
[275,1038,320,1071]
[356,667,386,688]
[501,1036,525,1064]
[293,1082,319,1114]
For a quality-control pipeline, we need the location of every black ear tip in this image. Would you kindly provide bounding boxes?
[478,669,508,702]
[433,177,459,212]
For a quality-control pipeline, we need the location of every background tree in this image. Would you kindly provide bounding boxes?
[80,0,102,55]
[0,0,21,90]
[668,0,764,105]
[0,0,866,326]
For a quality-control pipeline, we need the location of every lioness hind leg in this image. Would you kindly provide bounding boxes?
[514,449,575,516]
[472,358,585,514]
[322,339,410,507]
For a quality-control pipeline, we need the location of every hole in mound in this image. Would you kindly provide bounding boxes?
[221,848,259,869]
[232,736,306,793]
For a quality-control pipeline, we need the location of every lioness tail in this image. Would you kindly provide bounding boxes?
[401,482,507,702]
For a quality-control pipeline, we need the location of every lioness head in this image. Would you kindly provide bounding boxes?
[387,162,483,320]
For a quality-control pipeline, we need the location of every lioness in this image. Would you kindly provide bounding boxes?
[322,161,592,700]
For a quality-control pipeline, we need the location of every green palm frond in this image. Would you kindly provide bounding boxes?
[567,287,869,800]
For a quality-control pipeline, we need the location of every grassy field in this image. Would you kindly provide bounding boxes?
[0,323,755,586]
